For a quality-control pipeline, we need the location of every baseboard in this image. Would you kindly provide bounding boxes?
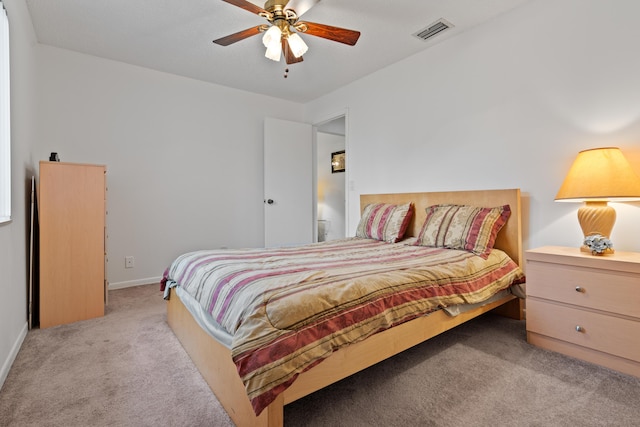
[108,276,162,290]
[0,321,28,390]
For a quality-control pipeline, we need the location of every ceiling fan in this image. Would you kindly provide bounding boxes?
[212,0,361,64]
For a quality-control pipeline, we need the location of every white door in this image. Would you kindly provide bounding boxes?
[264,117,313,247]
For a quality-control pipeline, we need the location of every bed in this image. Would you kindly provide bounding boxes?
[163,188,525,427]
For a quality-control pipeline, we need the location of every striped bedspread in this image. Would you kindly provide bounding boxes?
[162,237,525,415]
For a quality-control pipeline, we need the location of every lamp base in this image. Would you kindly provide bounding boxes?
[580,245,614,255]
[577,201,616,254]
[577,201,615,237]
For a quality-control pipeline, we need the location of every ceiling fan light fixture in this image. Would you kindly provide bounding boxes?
[262,24,282,48]
[287,33,308,58]
[213,0,360,65]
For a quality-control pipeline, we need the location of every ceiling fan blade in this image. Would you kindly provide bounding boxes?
[213,26,262,46]
[282,38,304,64]
[299,21,360,46]
[285,0,320,17]
[221,0,266,15]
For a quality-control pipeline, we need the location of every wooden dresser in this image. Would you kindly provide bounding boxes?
[39,161,107,328]
[526,246,640,378]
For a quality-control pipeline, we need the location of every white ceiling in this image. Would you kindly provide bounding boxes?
[25,0,532,103]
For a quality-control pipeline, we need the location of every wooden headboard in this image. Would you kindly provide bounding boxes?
[360,189,523,267]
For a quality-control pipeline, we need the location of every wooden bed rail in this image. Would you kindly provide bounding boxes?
[168,290,521,427]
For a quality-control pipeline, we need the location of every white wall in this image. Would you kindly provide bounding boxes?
[306,0,640,253]
[0,0,37,388]
[1,3,305,382]
[317,132,345,241]
[34,46,305,288]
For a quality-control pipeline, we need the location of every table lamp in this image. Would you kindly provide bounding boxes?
[555,147,640,253]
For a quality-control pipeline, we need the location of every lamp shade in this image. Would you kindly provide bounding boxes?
[262,25,282,48]
[287,33,308,58]
[263,25,282,62]
[265,40,281,61]
[555,147,640,202]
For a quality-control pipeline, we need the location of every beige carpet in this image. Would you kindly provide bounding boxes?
[0,284,233,426]
[1,284,640,426]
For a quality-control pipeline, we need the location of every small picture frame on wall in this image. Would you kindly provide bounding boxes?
[331,150,345,173]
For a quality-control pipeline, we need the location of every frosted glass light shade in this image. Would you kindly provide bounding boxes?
[265,40,281,61]
[287,33,308,58]
[262,25,282,48]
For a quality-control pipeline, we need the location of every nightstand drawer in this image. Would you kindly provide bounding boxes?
[527,299,640,363]
[527,261,640,318]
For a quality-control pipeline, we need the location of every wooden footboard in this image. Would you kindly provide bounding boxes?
[167,292,283,426]
[167,290,521,427]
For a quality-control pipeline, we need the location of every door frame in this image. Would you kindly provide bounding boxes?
[313,109,349,242]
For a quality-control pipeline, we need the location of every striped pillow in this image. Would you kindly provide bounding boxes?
[356,203,414,243]
[415,204,510,258]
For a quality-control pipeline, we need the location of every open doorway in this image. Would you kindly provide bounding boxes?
[315,115,346,242]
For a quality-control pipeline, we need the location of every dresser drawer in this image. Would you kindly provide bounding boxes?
[527,260,640,318]
[527,299,640,363]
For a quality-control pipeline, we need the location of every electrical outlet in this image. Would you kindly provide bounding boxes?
[125,256,134,268]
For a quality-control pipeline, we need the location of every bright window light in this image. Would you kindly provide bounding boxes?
[0,1,10,224]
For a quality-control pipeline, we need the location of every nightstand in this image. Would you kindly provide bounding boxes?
[526,246,640,378]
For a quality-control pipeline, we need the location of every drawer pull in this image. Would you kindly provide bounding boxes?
[575,325,585,333]
[575,286,585,293]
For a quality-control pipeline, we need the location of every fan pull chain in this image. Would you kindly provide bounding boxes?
[284,68,289,78]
